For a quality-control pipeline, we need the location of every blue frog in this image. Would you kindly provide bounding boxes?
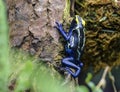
[55,15,85,78]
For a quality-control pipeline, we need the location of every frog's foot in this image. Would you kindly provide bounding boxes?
[55,22,63,31]
[65,67,80,78]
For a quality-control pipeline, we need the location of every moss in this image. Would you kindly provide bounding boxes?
[75,0,120,71]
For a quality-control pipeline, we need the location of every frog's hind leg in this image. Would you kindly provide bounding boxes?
[62,57,81,78]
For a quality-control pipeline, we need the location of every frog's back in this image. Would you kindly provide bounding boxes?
[66,15,85,61]
[70,27,85,61]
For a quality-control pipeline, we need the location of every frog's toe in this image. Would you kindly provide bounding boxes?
[55,22,60,26]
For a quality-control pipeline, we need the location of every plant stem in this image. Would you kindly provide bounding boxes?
[96,66,110,89]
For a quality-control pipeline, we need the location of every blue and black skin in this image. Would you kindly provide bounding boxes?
[55,15,86,78]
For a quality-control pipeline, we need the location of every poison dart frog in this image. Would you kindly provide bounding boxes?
[55,15,85,78]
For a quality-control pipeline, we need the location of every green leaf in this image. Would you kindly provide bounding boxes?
[93,88,103,92]
[76,86,89,92]
[85,73,93,83]
[87,82,95,90]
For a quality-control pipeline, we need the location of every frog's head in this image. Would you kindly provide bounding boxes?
[75,15,85,27]
[70,15,85,29]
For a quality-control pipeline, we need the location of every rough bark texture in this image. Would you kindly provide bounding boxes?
[8,0,65,63]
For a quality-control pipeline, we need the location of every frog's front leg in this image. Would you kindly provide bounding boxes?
[62,57,81,78]
[55,22,72,41]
